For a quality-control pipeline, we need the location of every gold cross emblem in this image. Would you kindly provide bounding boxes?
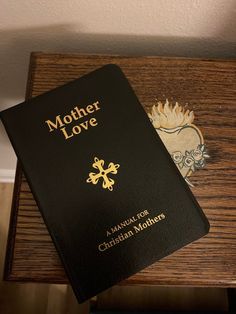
[86,157,120,191]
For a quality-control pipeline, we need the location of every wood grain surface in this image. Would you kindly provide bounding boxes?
[4,53,236,286]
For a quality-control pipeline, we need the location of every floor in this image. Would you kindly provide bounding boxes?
[0,183,229,313]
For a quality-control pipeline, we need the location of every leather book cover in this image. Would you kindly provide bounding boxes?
[0,64,209,303]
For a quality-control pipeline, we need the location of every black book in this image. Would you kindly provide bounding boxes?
[0,64,209,303]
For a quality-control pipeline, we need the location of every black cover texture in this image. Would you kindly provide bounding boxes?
[0,64,209,303]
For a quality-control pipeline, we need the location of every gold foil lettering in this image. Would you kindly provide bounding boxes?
[45,101,100,140]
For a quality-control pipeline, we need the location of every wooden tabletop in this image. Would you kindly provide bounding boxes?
[4,53,236,287]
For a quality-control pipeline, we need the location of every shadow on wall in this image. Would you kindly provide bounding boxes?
[0,20,236,108]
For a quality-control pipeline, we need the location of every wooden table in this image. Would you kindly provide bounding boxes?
[4,53,236,287]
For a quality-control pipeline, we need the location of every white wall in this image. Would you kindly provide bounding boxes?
[0,0,235,181]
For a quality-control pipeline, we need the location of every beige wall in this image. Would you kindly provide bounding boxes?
[0,0,236,179]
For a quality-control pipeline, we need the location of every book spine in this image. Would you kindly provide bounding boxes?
[0,111,87,303]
